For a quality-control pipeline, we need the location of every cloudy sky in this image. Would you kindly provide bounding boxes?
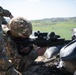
[0,0,76,20]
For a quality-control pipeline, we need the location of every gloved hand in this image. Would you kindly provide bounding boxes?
[0,6,13,18]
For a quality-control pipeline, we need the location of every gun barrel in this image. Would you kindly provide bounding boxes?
[31,39,72,47]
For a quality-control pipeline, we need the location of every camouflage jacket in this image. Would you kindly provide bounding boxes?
[0,47,22,75]
[2,24,38,72]
[5,36,38,72]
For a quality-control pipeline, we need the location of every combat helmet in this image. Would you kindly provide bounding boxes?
[9,17,32,37]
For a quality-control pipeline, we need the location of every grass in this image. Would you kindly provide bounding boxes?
[32,23,76,40]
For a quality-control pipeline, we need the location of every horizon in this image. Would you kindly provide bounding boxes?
[31,16,76,20]
[5,16,76,21]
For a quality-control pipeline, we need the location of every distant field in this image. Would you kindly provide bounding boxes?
[32,23,76,40]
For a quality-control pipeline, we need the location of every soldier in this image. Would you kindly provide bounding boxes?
[0,6,22,75]
[3,17,47,74]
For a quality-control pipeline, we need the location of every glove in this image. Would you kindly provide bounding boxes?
[0,6,13,17]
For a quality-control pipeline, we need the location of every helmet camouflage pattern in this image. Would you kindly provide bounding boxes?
[9,17,32,36]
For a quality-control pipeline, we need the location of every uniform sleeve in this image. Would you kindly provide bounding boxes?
[6,38,23,71]
[0,6,11,17]
[3,9,11,17]
[0,47,21,75]
[17,50,38,72]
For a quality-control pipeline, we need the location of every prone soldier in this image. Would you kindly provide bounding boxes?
[2,16,47,75]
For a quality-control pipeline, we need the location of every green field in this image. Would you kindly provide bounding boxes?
[32,22,76,40]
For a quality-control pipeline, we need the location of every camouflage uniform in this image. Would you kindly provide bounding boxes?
[0,6,22,75]
[0,48,22,75]
[3,17,38,74]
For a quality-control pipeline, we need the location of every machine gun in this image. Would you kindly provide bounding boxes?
[14,31,72,48]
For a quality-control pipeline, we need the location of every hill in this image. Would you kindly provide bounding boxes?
[31,17,76,26]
